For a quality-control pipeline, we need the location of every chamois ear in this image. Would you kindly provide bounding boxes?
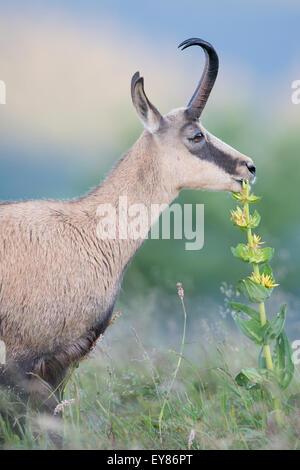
[131,72,163,133]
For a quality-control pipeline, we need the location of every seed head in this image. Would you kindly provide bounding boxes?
[109,311,122,326]
[188,428,195,449]
[54,398,76,416]
[177,282,184,300]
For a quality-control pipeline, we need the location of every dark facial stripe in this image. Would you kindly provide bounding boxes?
[188,138,239,175]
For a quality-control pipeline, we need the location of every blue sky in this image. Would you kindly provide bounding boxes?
[4,0,300,79]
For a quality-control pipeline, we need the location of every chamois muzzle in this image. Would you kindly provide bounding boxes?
[247,163,256,176]
[178,38,219,120]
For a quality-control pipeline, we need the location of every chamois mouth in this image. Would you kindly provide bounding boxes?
[234,176,256,186]
[233,178,244,186]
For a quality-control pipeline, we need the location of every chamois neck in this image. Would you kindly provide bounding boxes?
[81,132,177,214]
[75,132,178,274]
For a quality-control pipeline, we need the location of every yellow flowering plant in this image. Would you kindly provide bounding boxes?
[229,181,294,424]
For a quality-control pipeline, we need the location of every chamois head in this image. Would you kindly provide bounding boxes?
[131,38,256,193]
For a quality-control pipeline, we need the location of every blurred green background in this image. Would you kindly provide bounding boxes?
[0,0,299,339]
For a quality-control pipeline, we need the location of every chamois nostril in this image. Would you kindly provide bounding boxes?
[247,164,256,175]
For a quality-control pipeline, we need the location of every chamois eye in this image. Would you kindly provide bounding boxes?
[190,133,203,143]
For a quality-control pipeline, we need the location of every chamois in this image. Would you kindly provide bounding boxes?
[0,38,255,413]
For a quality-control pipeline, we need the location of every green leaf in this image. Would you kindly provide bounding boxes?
[235,368,264,389]
[259,247,274,263]
[273,330,294,389]
[247,195,261,203]
[232,192,261,203]
[231,244,274,264]
[258,347,267,369]
[228,301,260,321]
[234,225,248,233]
[240,368,265,383]
[232,314,265,345]
[263,305,286,344]
[237,278,272,303]
[231,244,247,260]
[260,263,273,277]
[235,371,250,387]
[260,263,278,286]
[231,192,243,201]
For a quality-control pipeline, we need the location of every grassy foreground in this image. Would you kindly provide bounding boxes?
[0,293,299,450]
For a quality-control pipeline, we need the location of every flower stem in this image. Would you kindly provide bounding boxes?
[158,295,187,441]
[244,181,282,425]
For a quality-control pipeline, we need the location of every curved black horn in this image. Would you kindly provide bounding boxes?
[178,38,219,120]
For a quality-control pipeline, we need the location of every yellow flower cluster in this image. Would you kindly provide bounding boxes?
[230,206,247,227]
[248,234,264,249]
[249,272,279,289]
